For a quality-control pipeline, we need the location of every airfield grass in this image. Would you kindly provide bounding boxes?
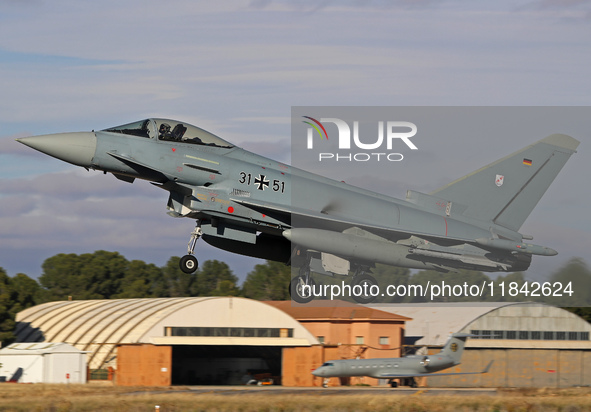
[0,384,591,412]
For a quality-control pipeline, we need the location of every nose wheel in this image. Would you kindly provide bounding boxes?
[179,222,202,274]
[180,255,198,273]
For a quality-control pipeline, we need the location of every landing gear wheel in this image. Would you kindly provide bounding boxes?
[389,380,398,388]
[289,275,316,304]
[180,255,198,273]
[351,274,378,304]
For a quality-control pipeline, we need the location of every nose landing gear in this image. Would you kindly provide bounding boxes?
[179,222,202,274]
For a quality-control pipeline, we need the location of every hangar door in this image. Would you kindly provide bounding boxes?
[171,345,282,385]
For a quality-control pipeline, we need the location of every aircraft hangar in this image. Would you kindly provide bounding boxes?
[13,297,408,386]
[15,297,591,387]
[370,302,591,388]
[14,297,319,385]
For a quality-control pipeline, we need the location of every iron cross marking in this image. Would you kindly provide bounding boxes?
[254,174,270,190]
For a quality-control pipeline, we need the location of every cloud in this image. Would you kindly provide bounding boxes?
[0,167,263,280]
[2,0,591,134]
[1,0,590,285]
[1,171,166,236]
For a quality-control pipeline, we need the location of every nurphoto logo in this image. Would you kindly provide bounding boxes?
[302,116,418,162]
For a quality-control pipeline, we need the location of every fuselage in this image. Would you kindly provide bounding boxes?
[312,354,455,379]
[20,118,569,273]
[93,121,528,272]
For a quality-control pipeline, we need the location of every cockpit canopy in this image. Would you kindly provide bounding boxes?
[102,118,234,149]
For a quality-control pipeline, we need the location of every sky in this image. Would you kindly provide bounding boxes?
[0,0,590,284]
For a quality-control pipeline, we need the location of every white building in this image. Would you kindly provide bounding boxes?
[0,342,87,383]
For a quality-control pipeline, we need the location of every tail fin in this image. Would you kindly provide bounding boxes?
[431,134,579,231]
[439,333,472,365]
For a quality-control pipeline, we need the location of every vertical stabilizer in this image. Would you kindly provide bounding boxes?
[439,333,471,365]
[431,135,579,231]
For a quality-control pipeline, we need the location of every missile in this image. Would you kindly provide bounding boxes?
[283,228,509,270]
[475,238,558,256]
[408,247,504,269]
[283,228,412,268]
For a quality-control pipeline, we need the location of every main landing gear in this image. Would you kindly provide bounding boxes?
[388,378,418,388]
[179,223,202,274]
[289,255,379,304]
[350,269,379,304]
[289,264,316,304]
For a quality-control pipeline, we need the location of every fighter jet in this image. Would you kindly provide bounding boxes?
[17,118,579,303]
[311,333,492,388]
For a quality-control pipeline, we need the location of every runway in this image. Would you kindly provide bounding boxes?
[172,386,499,397]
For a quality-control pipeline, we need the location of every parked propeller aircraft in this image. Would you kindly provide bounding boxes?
[312,333,492,388]
[17,118,579,303]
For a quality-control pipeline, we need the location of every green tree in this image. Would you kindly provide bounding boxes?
[9,273,40,313]
[153,256,197,297]
[0,268,16,343]
[38,253,83,301]
[81,250,128,298]
[196,260,239,296]
[242,261,291,300]
[37,253,244,300]
[114,260,163,298]
[0,268,44,344]
[550,258,591,308]
[370,264,411,303]
[39,251,129,300]
[211,279,241,297]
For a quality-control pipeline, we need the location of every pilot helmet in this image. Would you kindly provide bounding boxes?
[159,123,171,137]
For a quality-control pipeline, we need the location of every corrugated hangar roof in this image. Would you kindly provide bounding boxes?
[0,342,84,355]
[370,302,591,346]
[266,300,411,322]
[15,297,318,370]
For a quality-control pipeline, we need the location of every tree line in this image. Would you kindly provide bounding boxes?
[0,251,292,343]
[1,251,590,343]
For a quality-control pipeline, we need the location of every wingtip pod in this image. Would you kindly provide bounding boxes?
[475,238,558,256]
[541,134,580,153]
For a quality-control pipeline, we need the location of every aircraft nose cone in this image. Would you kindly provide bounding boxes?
[17,132,97,167]
[311,369,321,376]
[545,247,558,256]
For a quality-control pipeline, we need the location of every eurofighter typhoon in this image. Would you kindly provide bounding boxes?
[17,118,579,303]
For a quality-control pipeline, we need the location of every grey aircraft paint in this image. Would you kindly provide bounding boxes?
[17,118,579,303]
[311,333,492,388]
